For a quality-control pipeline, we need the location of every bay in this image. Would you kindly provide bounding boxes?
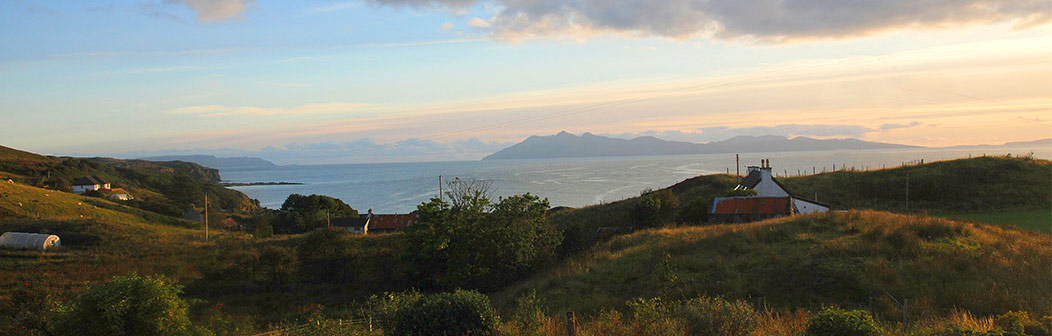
[222,146,1050,213]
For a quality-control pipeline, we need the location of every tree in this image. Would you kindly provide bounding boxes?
[54,274,206,336]
[274,194,358,234]
[633,190,679,227]
[405,178,561,291]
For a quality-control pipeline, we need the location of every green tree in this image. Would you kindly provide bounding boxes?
[274,194,358,233]
[404,179,561,291]
[54,274,206,336]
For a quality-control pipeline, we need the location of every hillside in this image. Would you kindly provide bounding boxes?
[0,180,249,300]
[483,132,917,160]
[549,156,1050,253]
[495,210,1052,321]
[140,155,278,170]
[778,156,1052,213]
[0,145,259,216]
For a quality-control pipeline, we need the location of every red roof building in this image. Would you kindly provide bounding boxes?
[709,196,793,223]
[369,214,417,233]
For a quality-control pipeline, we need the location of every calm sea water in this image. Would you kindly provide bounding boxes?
[222,146,1050,213]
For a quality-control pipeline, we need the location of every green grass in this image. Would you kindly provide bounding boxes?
[936,209,1051,234]
[0,181,249,302]
[494,211,1052,322]
[779,156,1051,213]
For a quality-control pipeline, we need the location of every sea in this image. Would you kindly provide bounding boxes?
[222,146,1051,213]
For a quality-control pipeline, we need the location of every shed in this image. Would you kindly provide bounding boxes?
[0,232,61,251]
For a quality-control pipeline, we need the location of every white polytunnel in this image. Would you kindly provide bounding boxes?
[0,232,61,251]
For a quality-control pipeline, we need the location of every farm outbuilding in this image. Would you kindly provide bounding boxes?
[0,232,61,251]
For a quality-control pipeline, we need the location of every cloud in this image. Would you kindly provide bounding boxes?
[165,0,252,22]
[467,17,491,28]
[373,0,1050,41]
[879,122,922,132]
[169,102,370,117]
[441,21,455,31]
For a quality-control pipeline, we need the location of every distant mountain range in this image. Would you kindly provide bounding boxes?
[140,155,277,170]
[483,132,922,160]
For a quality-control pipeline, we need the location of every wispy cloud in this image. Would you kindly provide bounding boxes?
[371,0,1051,41]
[166,0,253,22]
[169,102,371,117]
[301,1,359,16]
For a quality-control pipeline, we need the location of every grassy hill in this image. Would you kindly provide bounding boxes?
[549,156,1050,253]
[494,210,1052,322]
[0,180,250,299]
[779,156,1051,213]
[0,145,259,217]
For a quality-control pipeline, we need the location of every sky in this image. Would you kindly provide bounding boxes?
[1,0,1050,164]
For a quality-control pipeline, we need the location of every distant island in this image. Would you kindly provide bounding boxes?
[483,132,919,160]
[140,155,277,170]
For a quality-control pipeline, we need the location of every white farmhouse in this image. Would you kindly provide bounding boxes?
[71,175,110,194]
[720,159,830,217]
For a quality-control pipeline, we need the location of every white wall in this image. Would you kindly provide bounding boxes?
[793,198,829,214]
[754,169,789,197]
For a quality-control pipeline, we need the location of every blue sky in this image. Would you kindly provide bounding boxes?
[2,0,1050,163]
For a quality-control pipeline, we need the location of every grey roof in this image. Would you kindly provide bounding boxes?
[72,175,108,186]
[738,171,762,189]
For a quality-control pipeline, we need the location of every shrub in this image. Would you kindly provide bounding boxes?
[993,311,1029,335]
[363,290,424,333]
[393,290,497,336]
[676,296,759,336]
[257,245,297,290]
[509,291,547,336]
[805,306,881,336]
[297,228,355,283]
[627,298,683,336]
[54,274,206,336]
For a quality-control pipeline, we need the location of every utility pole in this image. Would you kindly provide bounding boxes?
[735,154,740,184]
[439,175,443,202]
[326,210,331,228]
[204,193,209,242]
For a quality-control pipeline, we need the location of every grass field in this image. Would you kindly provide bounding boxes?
[937,209,1051,234]
[494,210,1052,321]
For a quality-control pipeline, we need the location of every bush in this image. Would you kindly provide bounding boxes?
[509,291,548,336]
[258,245,297,290]
[993,311,1030,335]
[54,274,206,336]
[297,228,355,283]
[805,306,881,336]
[393,290,497,336]
[676,296,759,336]
[363,290,424,333]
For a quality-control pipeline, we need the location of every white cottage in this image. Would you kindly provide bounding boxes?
[71,176,110,194]
[717,159,830,219]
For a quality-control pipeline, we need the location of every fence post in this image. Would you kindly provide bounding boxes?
[902,298,909,333]
[566,311,577,336]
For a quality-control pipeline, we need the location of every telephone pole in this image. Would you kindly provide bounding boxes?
[735,154,740,184]
[439,175,443,202]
